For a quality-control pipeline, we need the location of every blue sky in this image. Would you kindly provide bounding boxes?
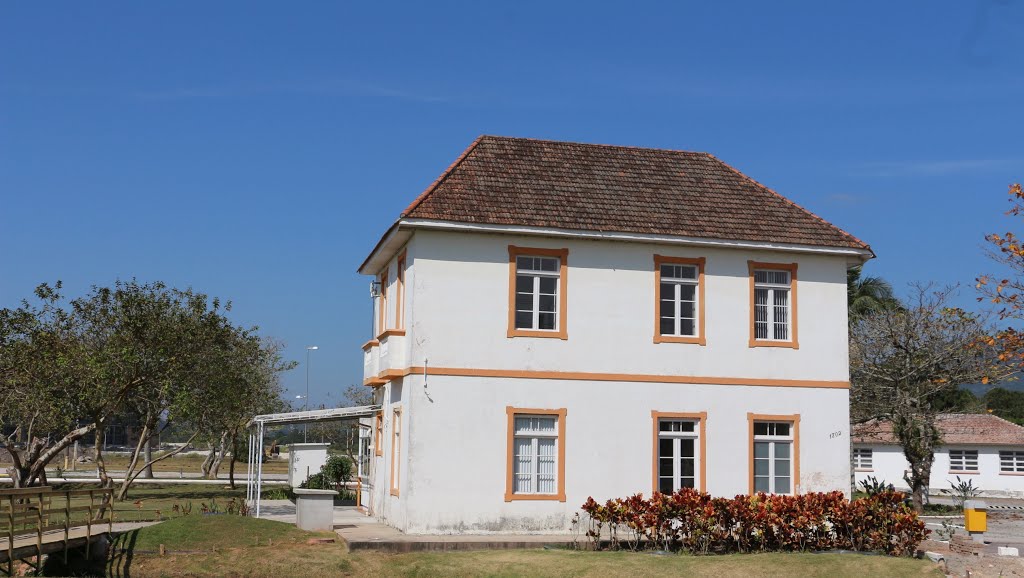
[3,1,1024,405]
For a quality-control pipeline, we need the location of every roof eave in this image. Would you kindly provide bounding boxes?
[397,218,876,259]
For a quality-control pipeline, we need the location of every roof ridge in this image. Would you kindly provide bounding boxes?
[476,134,708,156]
[401,135,485,218]
[704,152,873,254]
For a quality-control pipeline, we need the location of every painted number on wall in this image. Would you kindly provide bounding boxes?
[829,431,843,439]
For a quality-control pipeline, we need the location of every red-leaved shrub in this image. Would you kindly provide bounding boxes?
[578,489,926,556]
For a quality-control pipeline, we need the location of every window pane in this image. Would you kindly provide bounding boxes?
[516,257,532,270]
[659,437,673,456]
[680,458,695,477]
[515,293,533,311]
[754,441,770,459]
[680,301,695,319]
[514,474,532,494]
[516,275,533,293]
[775,423,791,437]
[754,476,770,493]
[679,284,696,301]
[681,319,695,336]
[754,423,769,436]
[658,478,674,494]
[515,311,532,329]
[680,439,694,458]
[680,476,695,489]
[659,458,673,477]
[538,312,556,330]
[539,258,558,272]
[774,476,791,494]
[539,294,556,312]
[754,458,769,477]
[539,277,557,294]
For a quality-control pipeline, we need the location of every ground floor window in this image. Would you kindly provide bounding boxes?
[390,407,401,496]
[1000,450,1024,473]
[853,447,873,470]
[949,449,978,473]
[750,415,799,495]
[505,407,566,501]
[651,411,706,494]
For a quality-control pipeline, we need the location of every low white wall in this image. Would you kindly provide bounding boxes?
[375,374,849,534]
[853,444,1024,499]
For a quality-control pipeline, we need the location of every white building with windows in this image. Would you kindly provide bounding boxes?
[853,413,1024,499]
[357,136,873,533]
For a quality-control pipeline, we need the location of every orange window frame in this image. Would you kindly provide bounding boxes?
[748,261,799,349]
[390,407,401,497]
[747,413,800,495]
[374,411,383,457]
[651,411,707,494]
[653,255,706,345]
[504,407,567,502]
[507,245,569,340]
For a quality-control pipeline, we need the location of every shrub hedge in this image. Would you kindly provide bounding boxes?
[578,489,927,556]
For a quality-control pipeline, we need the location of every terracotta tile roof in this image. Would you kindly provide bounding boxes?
[853,414,1024,446]
[400,136,870,251]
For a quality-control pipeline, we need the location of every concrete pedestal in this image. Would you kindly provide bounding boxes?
[294,489,338,531]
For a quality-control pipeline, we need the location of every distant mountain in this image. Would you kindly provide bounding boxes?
[963,379,1024,397]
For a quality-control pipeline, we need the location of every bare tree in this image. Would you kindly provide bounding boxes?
[850,284,1011,511]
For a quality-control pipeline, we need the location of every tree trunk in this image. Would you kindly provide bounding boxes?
[94,426,110,488]
[228,432,239,489]
[143,441,154,479]
[210,432,229,479]
[200,442,216,478]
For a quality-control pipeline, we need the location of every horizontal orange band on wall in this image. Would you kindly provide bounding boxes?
[367,366,849,389]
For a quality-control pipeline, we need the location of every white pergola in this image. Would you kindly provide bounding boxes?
[246,405,380,517]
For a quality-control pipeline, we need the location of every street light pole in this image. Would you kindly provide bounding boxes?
[304,346,318,443]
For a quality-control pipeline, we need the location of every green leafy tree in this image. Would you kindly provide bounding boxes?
[985,387,1024,425]
[848,265,898,321]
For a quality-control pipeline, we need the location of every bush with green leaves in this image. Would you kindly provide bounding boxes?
[941,476,981,511]
[299,455,353,492]
[858,476,895,497]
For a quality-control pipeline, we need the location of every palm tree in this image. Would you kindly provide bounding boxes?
[848,265,897,321]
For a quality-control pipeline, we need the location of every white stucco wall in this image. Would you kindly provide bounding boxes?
[853,444,1024,498]
[370,373,850,534]
[405,230,850,382]
[363,229,856,533]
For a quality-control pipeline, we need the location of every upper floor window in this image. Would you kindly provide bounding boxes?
[749,262,798,349]
[654,256,706,345]
[507,246,568,339]
[949,449,979,473]
[395,252,407,330]
[377,270,389,335]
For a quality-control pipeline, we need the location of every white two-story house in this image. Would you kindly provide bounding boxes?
[358,136,873,534]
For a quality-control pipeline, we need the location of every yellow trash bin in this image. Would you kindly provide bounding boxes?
[964,500,987,534]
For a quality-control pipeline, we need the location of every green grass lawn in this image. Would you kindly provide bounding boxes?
[42,515,943,578]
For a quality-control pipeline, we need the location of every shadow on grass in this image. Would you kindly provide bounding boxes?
[38,531,135,577]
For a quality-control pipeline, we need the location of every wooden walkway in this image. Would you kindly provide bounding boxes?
[1,486,113,576]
